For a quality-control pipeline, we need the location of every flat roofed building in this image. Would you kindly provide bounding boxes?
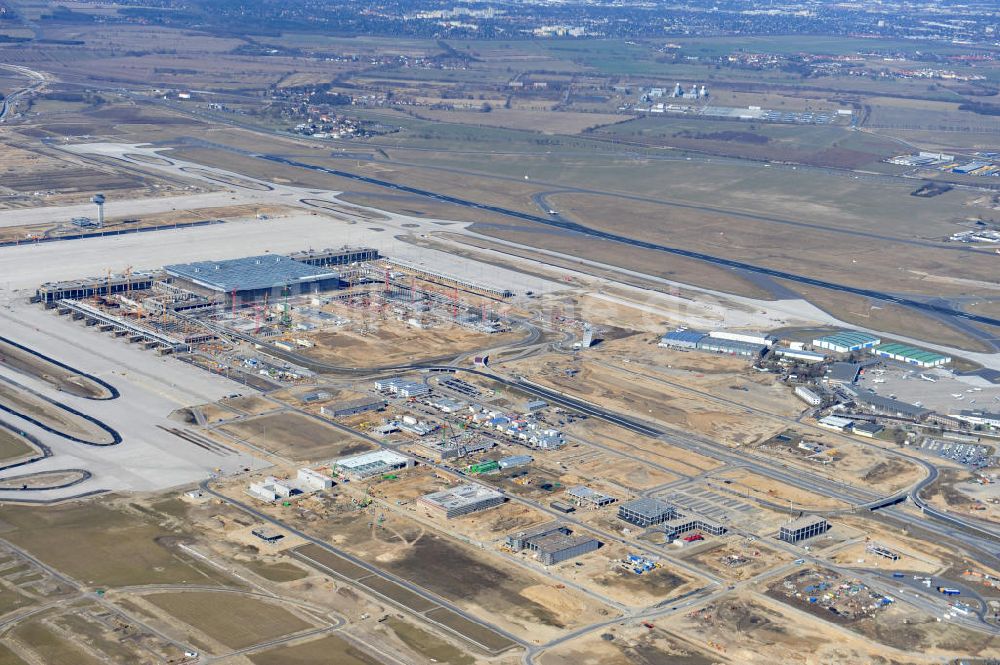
[853,392,931,420]
[776,347,826,363]
[419,483,505,519]
[871,343,951,368]
[334,450,410,479]
[812,331,881,353]
[297,467,334,490]
[505,522,600,565]
[853,421,885,438]
[321,396,387,418]
[498,455,533,469]
[659,329,706,349]
[661,516,727,540]
[824,362,861,384]
[618,497,676,527]
[951,410,1000,428]
[795,386,822,406]
[164,254,340,304]
[708,330,773,346]
[398,382,430,398]
[566,485,616,508]
[779,516,829,543]
[695,337,767,358]
[817,415,854,432]
[286,247,379,267]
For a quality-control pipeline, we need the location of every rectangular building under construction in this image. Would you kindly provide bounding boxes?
[505,523,600,565]
[418,483,505,518]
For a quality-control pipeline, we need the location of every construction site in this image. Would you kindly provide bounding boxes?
[31,246,523,375]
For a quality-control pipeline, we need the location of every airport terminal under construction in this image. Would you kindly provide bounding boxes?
[31,246,517,359]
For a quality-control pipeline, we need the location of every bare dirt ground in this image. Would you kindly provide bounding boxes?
[296,304,524,368]
[920,468,1000,525]
[684,538,792,582]
[563,420,722,477]
[509,348,788,446]
[239,470,615,644]
[215,411,374,462]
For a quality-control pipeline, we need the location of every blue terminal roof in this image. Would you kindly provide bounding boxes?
[662,330,706,344]
[164,254,338,292]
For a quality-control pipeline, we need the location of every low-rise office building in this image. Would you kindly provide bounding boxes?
[779,516,829,543]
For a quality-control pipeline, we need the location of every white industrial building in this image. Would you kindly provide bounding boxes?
[817,415,854,432]
[775,347,826,363]
[708,330,773,346]
[249,476,296,502]
[334,450,412,479]
[794,386,822,406]
[297,467,334,490]
[951,410,1000,428]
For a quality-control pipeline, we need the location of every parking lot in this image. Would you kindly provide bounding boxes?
[919,439,993,469]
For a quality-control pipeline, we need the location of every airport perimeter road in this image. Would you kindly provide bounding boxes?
[0,63,47,122]
[246,153,1000,331]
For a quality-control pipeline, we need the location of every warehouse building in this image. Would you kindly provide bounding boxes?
[853,422,885,438]
[320,396,386,418]
[794,386,822,406]
[659,329,706,350]
[779,516,829,543]
[695,337,767,358]
[567,485,616,508]
[297,467,334,490]
[618,497,677,527]
[498,455,533,469]
[870,343,951,368]
[334,450,411,479]
[817,415,854,432]
[419,483,506,518]
[505,523,600,565]
[164,254,341,306]
[853,392,931,420]
[708,330,773,346]
[812,331,881,353]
